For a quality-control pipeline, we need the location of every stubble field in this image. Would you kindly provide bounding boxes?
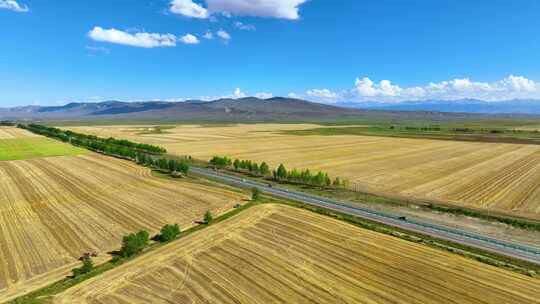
[0,148,245,301]
[67,124,540,219]
[54,204,540,304]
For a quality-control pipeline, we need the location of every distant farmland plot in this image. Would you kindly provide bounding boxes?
[0,127,84,161]
[67,124,540,219]
[0,153,245,302]
[54,204,540,304]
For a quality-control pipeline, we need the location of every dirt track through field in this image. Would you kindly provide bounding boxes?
[67,124,540,219]
[0,154,245,302]
[54,204,540,304]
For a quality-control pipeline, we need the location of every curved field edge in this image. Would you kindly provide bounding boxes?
[0,154,246,303]
[52,203,540,304]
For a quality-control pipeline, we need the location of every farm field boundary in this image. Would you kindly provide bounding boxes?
[52,203,540,304]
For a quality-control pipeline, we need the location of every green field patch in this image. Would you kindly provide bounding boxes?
[0,137,85,161]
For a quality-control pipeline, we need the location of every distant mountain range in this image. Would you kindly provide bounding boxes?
[337,99,540,114]
[1,97,538,122]
[0,97,372,122]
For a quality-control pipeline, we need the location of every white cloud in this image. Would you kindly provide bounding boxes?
[307,89,339,99]
[88,27,177,48]
[233,87,246,98]
[288,92,300,98]
[234,21,256,31]
[354,78,405,97]
[170,0,209,18]
[317,75,540,103]
[206,0,307,19]
[255,92,273,99]
[169,0,307,20]
[202,30,214,39]
[179,33,200,44]
[502,75,536,92]
[217,29,231,42]
[0,0,28,12]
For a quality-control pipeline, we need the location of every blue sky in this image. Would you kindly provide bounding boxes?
[1,0,540,107]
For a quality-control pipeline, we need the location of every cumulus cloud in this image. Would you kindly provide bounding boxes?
[179,33,200,44]
[307,89,340,99]
[255,92,273,99]
[234,21,256,31]
[169,0,209,18]
[0,0,28,12]
[216,29,231,42]
[202,30,214,39]
[306,75,540,103]
[206,0,307,19]
[88,27,177,48]
[170,0,307,20]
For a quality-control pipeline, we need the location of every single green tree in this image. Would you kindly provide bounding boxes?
[159,224,181,242]
[120,230,150,258]
[276,164,287,180]
[252,187,261,201]
[259,162,270,176]
[203,210,213,224]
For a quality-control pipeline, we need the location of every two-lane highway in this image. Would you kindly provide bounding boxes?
[192,167,540,265]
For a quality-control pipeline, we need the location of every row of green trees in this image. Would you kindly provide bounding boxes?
[233,159,270,176]
[20,124,167,154]
[210,155,349,188]
[0,120,15,126]
[136,153,190,175]
[20,124,189,175]
[273,164,335,187]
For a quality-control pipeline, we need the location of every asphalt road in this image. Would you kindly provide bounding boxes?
[192,167,540,266]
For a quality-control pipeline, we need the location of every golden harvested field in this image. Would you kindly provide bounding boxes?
[67,124,540,218]
[0,153,245,302]
[0,127,38,139]
[55,204,540,304]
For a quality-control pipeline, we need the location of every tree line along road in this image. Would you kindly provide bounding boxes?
[190,167,540,266]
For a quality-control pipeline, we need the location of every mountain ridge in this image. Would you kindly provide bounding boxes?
[336,98,540,114]
[1,97,539,122]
